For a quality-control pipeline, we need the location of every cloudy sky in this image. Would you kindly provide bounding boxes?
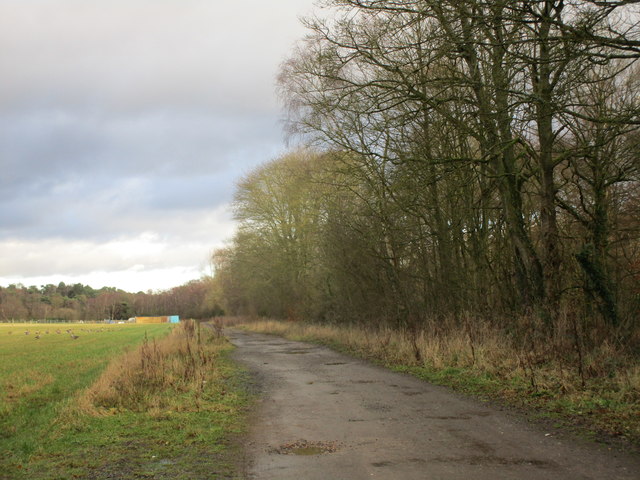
[0,0,318,292]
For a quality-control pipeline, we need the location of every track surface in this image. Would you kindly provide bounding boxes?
[229,329,640,480]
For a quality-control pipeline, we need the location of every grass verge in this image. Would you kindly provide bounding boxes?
[239,318,640,451]
[0,321,250,480]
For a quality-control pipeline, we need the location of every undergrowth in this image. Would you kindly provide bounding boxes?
[70,320,229,417]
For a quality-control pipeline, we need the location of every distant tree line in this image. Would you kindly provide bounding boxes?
[0,279,223,322]
[212,1,639,349]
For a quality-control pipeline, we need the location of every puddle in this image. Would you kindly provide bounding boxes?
[279,349,312,354]
[290,446,326,455]
[372,461,394,467]
[430,455,554,467]
[273,440,340,456]
[364,403,392,412]
[324,362,347,366]
[461,410,491,417]
[423,415,471,420]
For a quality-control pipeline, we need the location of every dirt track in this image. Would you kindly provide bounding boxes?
[229,329,640,480]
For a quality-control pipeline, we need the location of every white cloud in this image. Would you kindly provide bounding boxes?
[0,267,202,293]
[0,205,237,290]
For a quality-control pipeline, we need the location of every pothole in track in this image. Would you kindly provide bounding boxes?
[272,439,341,456]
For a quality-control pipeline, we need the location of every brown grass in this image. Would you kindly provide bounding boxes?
[70,320,231,417]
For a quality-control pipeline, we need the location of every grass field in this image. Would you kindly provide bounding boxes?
[0,321,249,480]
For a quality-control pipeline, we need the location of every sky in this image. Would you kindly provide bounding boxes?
[0,0,317,292]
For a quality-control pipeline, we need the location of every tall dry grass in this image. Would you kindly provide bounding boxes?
[70,320,230,417]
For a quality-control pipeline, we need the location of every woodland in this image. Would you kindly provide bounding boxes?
[212,0,640,358]
[0,280,221,322]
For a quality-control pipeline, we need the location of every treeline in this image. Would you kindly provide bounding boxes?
[0,279,222,322]
[213,1,639,350]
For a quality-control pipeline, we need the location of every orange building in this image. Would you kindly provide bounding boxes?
[134,316,180,324]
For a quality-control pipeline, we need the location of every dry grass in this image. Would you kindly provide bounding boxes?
[240,316,640,447]
[241,318,502,369]
[69,320,232,419]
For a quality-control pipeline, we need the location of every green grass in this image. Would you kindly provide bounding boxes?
[0,322,249,480]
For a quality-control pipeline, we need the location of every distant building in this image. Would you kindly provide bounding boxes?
[134,315,180,324]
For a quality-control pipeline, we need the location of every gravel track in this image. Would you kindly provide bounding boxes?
[229,329,640,480]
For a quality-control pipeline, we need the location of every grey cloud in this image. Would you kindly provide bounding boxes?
[0,0,316,289]
[0,172,234,241]
[0,109,284,238]
[0,109,282,181]
[0,0,310,114]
